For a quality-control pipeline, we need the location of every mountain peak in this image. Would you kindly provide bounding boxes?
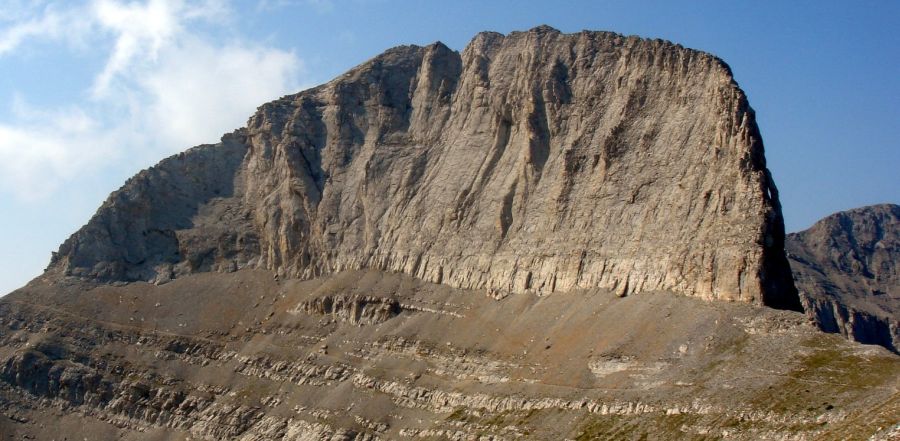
[45,27,800,310]
[527,24,561,34]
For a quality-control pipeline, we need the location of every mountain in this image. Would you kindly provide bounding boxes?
[48,25,799,309]
[788,204,900,352]
[1,27,897,440]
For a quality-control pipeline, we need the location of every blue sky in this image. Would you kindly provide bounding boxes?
[0,0,897,295]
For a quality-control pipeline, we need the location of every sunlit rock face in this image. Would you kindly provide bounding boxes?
[49,26,799,309]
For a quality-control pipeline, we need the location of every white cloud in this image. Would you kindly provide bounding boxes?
[0,5,66,55]
[90,0,233,97]
[0,98,118,198]
[141,37,301,148]
[0,0,303,200]
[0,1,50,23]
[0,1,102,55]
[90,0,183,96]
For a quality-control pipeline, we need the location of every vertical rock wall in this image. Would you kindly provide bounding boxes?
[48,27,800,309]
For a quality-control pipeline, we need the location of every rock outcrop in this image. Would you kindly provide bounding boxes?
[46,26,800,309]
[787,204,900,352]
[294,294,403,325]
[49,134,259,284]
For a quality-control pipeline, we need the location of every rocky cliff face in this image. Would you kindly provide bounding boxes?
[51,27,799,308]
[47,26,799,309]
[50,134,258,283]
[787,204,899,352]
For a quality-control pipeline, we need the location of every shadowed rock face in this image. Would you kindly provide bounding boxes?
[787,204,900,352]
[49,134,258,283]
[48,26,799,308]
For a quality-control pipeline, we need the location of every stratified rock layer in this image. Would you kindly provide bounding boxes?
[48,26,799,308]
[1,269,897,440]
[787,204,900,352]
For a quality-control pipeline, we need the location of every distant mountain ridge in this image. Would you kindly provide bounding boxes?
[788,203,900,352]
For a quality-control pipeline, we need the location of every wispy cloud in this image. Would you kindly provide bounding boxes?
[0,0,302,200]
[0,96,118,199]
[139,37,301,148]
[90,0,234,96]
[0,4,72,55]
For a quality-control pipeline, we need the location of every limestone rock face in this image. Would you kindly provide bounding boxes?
[49,132,259,284]
[787,204,900,351]
[47,26,799,308]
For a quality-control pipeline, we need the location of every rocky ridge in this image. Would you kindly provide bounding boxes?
[49,26,799,309]
[787,204,899,352]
